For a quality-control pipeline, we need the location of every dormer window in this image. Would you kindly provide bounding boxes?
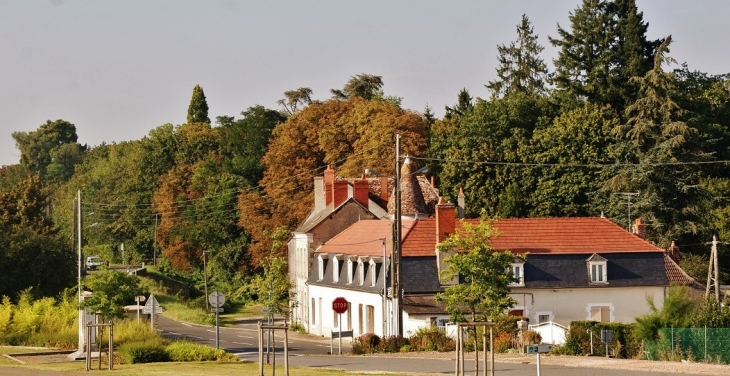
[587,254,608,284]
[318,254,329,281]
[370,258,379,287]
[332,255,342,283]
[358,258,366,285]
[509,259,525,287]
[347,257,355,284]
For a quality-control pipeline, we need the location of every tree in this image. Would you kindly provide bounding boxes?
[487,14,548,98]
[81,271,146,321]
[436,216,521,322]
[634,285,695,341]
[331,74,384,100]
[528,104,617,217]
[12,119,84,180]
[605,37,707,245]
[187,84,211,124]
[550,0,661,116]
[240,228,296,318]
[277,87,313,115]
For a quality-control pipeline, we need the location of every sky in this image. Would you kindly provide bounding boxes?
[2,0,729,167]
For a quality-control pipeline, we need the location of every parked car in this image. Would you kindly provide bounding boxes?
[85,256,104,270]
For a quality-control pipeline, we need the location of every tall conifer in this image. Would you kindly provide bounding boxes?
[187,84,211,124]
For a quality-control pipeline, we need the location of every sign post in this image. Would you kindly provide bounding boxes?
[525,344,553,376]
[135,295,146,322]
[332,297,348,355]
[142,294,163,329]
[209,291,226,350]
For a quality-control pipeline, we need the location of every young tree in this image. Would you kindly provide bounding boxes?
[81,271,145,321]
[436,216,521,322]
[487,14,548,98]
[187,84,211,124]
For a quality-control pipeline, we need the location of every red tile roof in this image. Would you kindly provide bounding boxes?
[664,254,702,287]
[402,217,664,256]
[316,220,416,257]
[318,217,665,258]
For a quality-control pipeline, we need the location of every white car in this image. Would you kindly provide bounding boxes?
[85,256,104,270]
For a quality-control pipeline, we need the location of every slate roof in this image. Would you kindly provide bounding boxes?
[402,295,446,315]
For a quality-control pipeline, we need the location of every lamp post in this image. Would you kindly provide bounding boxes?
[71,190,98,359]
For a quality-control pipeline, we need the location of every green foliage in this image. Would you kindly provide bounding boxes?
[82,271,146,321]
[563,320,639,358]
[0,289,77,347]
[331,74,384,100]
[635,285,696,341]
[408,327,455,352]
[487,14,548,98]
[690,297,730,328]
[118,339,169,364]
[241,232,296,319]
[165,340,238,362]
[436,216,521,322]
[187,84,210,124]
[11,119,84,180]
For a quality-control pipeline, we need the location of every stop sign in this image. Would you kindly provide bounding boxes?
[332,297,348,314]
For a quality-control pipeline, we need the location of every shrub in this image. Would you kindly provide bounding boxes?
[118,339,169,364]
[352,333,381,354]
[563,321,639,358]
[380,335,410,353]
[493,332,513,353]
[409,327,455,352]
[165,340,238,362]
[521,330,542,345]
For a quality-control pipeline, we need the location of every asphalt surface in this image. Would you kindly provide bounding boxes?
[154,316,723,376]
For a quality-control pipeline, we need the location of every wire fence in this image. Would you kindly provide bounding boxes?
[644,327,730,364]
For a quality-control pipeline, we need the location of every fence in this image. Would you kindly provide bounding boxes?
[644,327,730,364]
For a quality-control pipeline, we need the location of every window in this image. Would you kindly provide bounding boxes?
[370,259,379,286]
[332,254,343,283]
[347,258,354,284]
[534,311,553,324]
[586,254,608,284]
[317,254,329,281]
[311,298,316,325]
[509,260,525,286]
[588,305,612,322]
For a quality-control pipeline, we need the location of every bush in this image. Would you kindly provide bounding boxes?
[165,340,238,362]
[493,332,513,353]
[521,330,542,345]
[118,339,169,364]
[409,327,455,352]
[352,333,381,354]
[562,321,639,358]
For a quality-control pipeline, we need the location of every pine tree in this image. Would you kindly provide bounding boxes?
[487,14,548,98]
[187,84,211,124]
[550,0,661,116]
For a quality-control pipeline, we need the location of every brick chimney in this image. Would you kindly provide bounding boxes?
[632,218,646,239]
[324,165,335,206]
[353,179,369,207]
[667,240,680,263]
[332,180,349,208]
[436,197,456,243]
[379,175,389,202]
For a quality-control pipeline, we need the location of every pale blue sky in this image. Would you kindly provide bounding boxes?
[2,0,728,167]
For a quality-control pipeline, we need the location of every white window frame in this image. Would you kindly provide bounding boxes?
[509,261,525,286]
[317,254,326,281]
[533,311,554,324]
[586,303,614,322]
[347,258,354,284]
[370,259,377,287]
[589,261,607,283]
[358,258,365,285]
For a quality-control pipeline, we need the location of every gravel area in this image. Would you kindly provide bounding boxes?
[4,351,75,364]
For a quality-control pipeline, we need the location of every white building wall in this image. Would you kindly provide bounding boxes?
[510,286,666,327]
[403,312,451,338]
[308,284,388,337]
[289,233,312,325]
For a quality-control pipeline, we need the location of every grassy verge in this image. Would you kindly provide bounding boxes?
[1,360,398,376]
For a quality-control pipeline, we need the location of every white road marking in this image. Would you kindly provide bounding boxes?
[180,323,192,327]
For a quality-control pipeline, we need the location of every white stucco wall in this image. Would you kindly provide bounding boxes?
[509,286,666,327]
[308,284,390,337]
[289,233,312,326]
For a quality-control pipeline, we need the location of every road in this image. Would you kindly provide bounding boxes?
[155,316,727,376]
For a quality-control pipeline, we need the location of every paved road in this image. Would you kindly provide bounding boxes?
[155,316,724,376]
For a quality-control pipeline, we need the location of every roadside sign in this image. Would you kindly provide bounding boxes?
[332,297,348,314]
[142,294,162,314]
[525,344,553,354]
[135,295,146,303]
[210,307,224,313]
[262,306,270,314]
[208,291,225,308]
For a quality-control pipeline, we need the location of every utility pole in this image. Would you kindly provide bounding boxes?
[393,134,403,337]
[153,214,158,266]
[706,236,720,302]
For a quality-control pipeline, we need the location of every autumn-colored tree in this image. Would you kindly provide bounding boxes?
[240,97,429,267]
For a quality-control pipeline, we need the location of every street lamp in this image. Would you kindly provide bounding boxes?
[70,190,99,359]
